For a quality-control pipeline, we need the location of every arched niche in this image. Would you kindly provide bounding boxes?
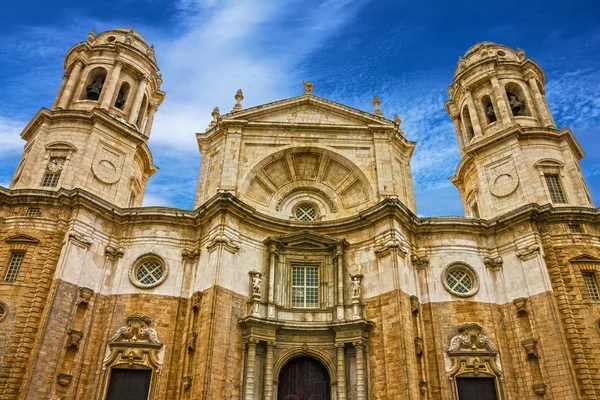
[462,104,475,141]
[80,67,107,101]
[239,146,376,219]
[505,82,530,117]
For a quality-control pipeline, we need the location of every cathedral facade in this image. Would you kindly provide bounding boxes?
[0,28,599,400]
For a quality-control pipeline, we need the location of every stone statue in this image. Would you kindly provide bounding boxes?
[302,80,313,95]
[251,273,262,296]
[350,275,361,298]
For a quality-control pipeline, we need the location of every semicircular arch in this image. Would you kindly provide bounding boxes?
[273,348,336,383]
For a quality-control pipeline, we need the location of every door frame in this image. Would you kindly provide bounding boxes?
[276,354,333,400]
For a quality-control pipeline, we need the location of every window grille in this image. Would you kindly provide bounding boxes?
[583,272,599,300]
[291,265,319,308]
[5,252,25,282]
[295,204,317,222]
[446,269,472,294]
[544,174,566,203]
[135,260,164,286]
[41,157,65,187]
[568,224,582,233]
[27,208,41,217]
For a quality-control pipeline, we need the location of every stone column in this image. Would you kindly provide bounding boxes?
[268,244,277,319]
[128,76,149,125]
[57,60,84,109]
[143,103,158,136]
[52,73,69,109]
[336,343,347,400]
[336,245,344,321]
[452,116,466,155]
[527,75,555,128]
[465,89,482,137]
[354,340,366,400]
[264,341,276,400]
[244,338,259,400]
[100,60,124,110]
[490,76,512,124]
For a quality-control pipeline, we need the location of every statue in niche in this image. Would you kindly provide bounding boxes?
[251,272,262,296]
[350,274,362,299]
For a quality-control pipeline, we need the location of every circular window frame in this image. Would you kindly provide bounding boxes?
[293,202,320,223]
[0,301,8,322]
[129,254,169,289]
[442,262,480,298]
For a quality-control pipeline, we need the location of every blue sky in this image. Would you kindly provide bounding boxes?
[1,0,599,216]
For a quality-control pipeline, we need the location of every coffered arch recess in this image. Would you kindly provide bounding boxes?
[239,146,376,220]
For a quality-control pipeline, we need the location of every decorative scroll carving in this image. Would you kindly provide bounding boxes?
[446,323,503,396]
[374,232,407,257]
[411,255,429,270]
[105,245,124,259]
[69,231,92,248]
[182,248,200,261]
[276,186,338,212]
[103,315,163,372]
[206,232,240,253]
[483,256,503,269]
[517,244,540,261]
[513,297,528,314]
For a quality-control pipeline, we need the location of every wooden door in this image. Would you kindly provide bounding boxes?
[277,357,330,400]
[105,368,152,400]
[456,377,498,400]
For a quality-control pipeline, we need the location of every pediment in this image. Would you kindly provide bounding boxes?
[570,254,600,263]
[225,95,394,127]
[265,230,348,249]
[5,234,40,244]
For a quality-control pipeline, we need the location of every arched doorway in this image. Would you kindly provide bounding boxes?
[277,356,330,400]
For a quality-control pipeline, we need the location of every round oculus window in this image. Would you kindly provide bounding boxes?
[442,263,479,297]
[129,256,168,288]
[295,203,317,222]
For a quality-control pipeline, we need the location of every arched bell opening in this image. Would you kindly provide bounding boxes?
[114,82,130,110]
[505,82,530,117]
[461,105,475,142]
[481,95,497,124]
[277,356,331,400]
[136,94,148,129]
[80,67,107,101]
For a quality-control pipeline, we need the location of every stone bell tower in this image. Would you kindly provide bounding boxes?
[10,28,165,208]
[445,42,593,219]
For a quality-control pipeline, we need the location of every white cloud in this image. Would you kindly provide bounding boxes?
[0,117,26,155]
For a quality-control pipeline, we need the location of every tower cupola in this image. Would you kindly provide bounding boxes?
[447,43,593,219]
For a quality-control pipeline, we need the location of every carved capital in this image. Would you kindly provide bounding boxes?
[267,341,277,349]
[114,59,124,68]
[206,232,240,253]
[352,339,365,349]
[414,337,424,357]
[521,338,538,358]
[245,337,259,347]
[77,286,94,304]
[411,255,429,270]
[517,244,540,261]
[182,248,200,261]
[57,373,73,387]
[105,245,125,259]
[483,256,503,269]
[513,297,528,314]
[334,342,345,350]
[66,329,84,348]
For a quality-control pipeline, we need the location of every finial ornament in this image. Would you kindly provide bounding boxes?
[87,29,96,43]
[447,84,454,99]
[393,114,402,130]
[125,29,134,45]
[146,44,155,58]
[372,95,382,116]
[516,47,526,61]
[302,80,313,95]
[210,107,220,127]
[457,56,466,70]
[233,89,244,111]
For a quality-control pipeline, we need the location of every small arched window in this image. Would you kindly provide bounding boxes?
[462,105,475,141]
[505,82,530,117]
[114,82,130,110]
[481,95,496,123]
[136,94,148,129]
[81,67,107,101]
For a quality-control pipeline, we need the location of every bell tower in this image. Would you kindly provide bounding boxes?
[446,42,593,219]
[10,28,164,208]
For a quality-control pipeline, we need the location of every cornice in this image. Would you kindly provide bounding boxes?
[0,187,598,238]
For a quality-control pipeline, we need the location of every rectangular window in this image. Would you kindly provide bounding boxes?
[568,223,582,233]
[544,174,566,203]
[41,157,65,187]
[291,265,319,308]
[583,272,599,300]
[27,208,41,217]
[5,252,25,282]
